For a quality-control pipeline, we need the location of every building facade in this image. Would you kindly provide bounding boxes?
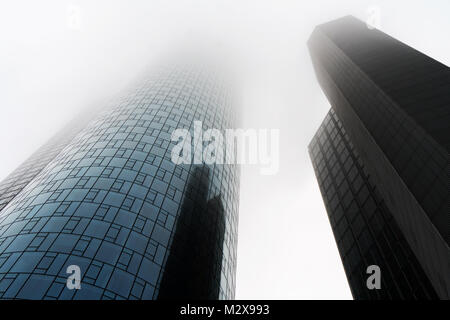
[308,16,450,299]
[309,109,438,299]
[0,111,98,213]
[0,65,240,299]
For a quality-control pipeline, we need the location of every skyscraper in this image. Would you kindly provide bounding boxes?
[0,65,240,299]
[0,110,99,213]
[308,16,450,299]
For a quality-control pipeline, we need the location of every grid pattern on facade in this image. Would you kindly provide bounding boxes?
[319,16,450,151]
[0,111,100,213]
[309,109,438,299]
[0,66,240,300]
[308,17,449,246]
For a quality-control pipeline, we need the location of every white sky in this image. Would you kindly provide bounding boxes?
[0,0,449,299]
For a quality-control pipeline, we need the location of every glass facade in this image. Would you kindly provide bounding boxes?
[0,66,240,299]
[0,110,100,213]
[308,16,450,299]
[309,109,438,299]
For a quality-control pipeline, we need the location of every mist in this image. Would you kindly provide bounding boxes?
[1,0,449,299]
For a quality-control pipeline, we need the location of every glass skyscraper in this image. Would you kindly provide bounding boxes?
[310,109,438,299]
[308,16,450,299]
[0,65,240,300]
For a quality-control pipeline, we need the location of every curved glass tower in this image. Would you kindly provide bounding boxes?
[0,65,240,299]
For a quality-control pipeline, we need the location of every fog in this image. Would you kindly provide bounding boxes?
[1,0,449,299]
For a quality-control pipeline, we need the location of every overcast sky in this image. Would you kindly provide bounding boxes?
[0,0,449,299]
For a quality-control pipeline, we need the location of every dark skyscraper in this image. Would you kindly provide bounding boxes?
[308,16,450,299]
[0,65,240,299]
